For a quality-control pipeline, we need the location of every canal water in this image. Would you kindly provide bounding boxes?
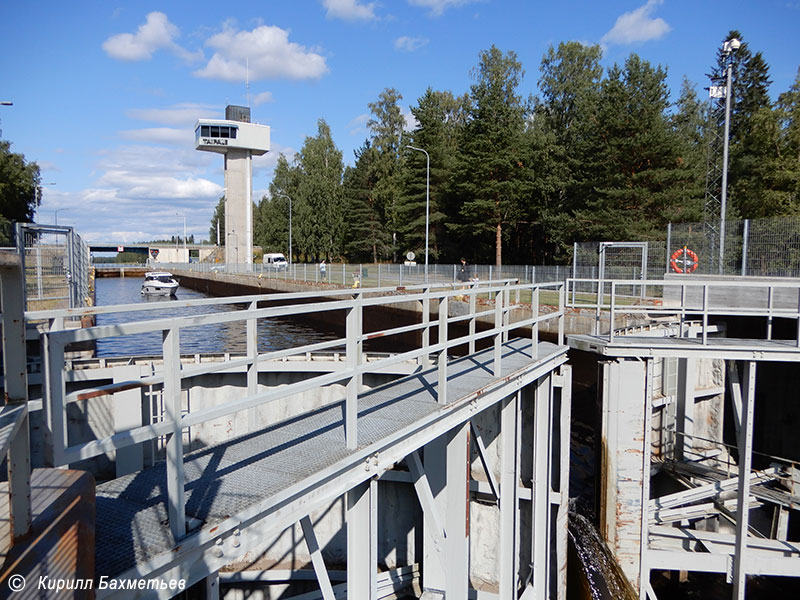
[94,277,340,357]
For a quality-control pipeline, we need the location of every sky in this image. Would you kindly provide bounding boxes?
[1,0,799,244]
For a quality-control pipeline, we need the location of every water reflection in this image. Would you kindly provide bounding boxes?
[94,277,340,357]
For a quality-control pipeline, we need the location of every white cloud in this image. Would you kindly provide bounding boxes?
[601,0,671,45]
[394,36,429,52]
[252,92,274,106]
[127,103,219,126]
[102,12,201,62]
[402,107,418,131]
[347,113,369,136]
[195,24,329,82]
[119,128,193,146]
[323,0,377,21]
[407,0,478,17]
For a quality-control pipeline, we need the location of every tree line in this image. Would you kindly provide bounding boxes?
[246,31,800,266]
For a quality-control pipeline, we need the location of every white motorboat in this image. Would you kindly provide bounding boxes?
[141,271,179,296]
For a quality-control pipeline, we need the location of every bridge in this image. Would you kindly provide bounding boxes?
[0,262,572,599]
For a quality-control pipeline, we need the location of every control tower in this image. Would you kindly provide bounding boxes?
[195,105,270,265]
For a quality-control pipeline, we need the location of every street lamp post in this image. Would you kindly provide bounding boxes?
[176,212,187,259]
[718,37,740,274]
[405,145,430,283]
[54,207,69,225]
[274,191,292,265]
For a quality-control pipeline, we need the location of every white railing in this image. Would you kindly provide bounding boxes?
[567,277,800,345]
[33,279,565,541]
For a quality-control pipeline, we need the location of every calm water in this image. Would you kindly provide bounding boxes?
[94,277,340,357]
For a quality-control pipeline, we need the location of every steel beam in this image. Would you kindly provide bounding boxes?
[675,357,695,461]
[498,393,520,599]
[301,515,336,600]
[530,373,552,599]
[347,480,377,599]
[732,361,756,599]
[470,421,500,502]
[445,423,470,598]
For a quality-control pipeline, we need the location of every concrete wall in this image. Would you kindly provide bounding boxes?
[224,149,253,265]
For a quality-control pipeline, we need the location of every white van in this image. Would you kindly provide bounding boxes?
[263,253,288,270]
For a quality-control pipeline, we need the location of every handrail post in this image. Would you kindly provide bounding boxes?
[346,292,363,448]
[468,283,477,355]
[494,286,503,376]
[163,326,186,540]
[609,282,616,342]
[438,295,448,405]
[558,281,565,346]
[503,281,511,343]
[766,286,774,340]
[247,300,259,431]
[421,287,431,367]
[42,334,67,467]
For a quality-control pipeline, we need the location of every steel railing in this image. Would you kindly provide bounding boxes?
[567,277,800,345]
[31,278,564,541]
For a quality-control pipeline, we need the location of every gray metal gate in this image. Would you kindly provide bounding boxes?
[14,224,89,310]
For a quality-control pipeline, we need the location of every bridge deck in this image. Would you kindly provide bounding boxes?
[94,337,566,579]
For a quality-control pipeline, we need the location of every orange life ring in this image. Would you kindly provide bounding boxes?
[670,247,699,274]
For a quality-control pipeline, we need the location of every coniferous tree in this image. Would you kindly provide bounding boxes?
[398,88,468,262]
[367,88,407,260]
[294,119,344,260]
[454,46,530,266]
[342,141,392,262]
[577,54,688,240]
[531,41,603,259]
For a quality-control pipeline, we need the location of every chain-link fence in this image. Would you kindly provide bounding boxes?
[572,240,667,298]
[15,224,90,311]
[668,216,800,278]
[163,261,577,288]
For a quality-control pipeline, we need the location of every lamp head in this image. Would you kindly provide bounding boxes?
[722,38,741,54]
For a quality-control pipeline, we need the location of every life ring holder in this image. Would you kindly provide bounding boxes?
[670,247,699,274]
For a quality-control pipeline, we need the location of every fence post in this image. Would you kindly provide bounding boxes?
[572,242,578,282]
[378,263,381,287]
[666,223,672,274]
[741,219,749,277]
[532,285,540,359]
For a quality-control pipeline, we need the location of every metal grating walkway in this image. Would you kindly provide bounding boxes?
[94,337,565,578]
[568,333,800,361]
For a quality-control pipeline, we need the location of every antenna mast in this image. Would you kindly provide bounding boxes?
[246,58,250,108]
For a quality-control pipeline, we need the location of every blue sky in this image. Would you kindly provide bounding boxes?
[1,0,798,243]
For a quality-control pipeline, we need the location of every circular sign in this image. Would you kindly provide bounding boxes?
[406,251,415,261]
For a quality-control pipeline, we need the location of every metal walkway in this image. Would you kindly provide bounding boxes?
[1,273,572,599]
[94,337,566,582]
